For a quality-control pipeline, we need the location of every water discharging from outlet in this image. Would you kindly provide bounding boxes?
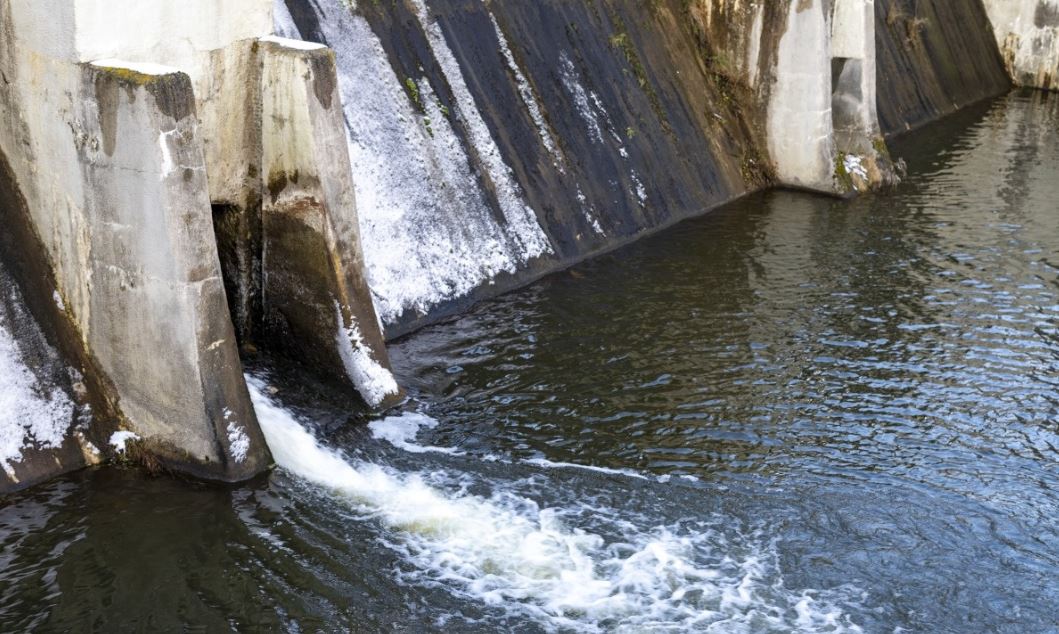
[247,377,865,631]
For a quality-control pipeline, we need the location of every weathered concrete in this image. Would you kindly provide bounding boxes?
[259,37,401,408]
[767,0,836,192]
[0,0,272,488]
[2,0,400,495]
[685,0,898,194]
[81,61,269,480]
[984,0,1059,90]
[831,0,899,190]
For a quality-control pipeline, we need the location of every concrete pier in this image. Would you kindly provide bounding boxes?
[0,0,398,491]
[984,0,1059,90]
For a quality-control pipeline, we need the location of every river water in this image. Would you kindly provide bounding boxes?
[2,91,1057,632]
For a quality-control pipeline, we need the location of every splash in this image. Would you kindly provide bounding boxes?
[248,377,865,632]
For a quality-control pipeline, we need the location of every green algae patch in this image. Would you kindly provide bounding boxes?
[99,66,174,87]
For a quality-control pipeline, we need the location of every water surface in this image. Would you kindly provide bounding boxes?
[2,91,1058,632]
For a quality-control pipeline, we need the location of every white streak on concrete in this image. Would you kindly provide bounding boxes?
[158,130,177,179]
[226,421,251,463]
[335,302,400,407]
[488,12,564,171]
[559,53,604,144]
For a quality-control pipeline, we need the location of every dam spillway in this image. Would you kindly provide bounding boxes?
[1,0,1059,630]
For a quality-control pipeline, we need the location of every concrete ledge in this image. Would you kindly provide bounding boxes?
[984,0,1059,90]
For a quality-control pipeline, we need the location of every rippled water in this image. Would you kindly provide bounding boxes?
[1,91,1058,632]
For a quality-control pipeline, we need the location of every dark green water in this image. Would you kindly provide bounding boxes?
[2,91,1058,632]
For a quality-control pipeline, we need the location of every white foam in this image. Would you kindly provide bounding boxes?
[108,430,139,454]
[523,457,651,481]
[248,378,866,632]
[368,411,461,455]
[0,323,74,475]
[368,409,688,484]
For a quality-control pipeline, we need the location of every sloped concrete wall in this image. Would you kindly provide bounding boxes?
[280,0,908,339]
[984,0,1059,90]
[0,149,105,492]
[875,0,1011,137]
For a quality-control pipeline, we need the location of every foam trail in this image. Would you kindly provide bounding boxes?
[368,412,462,455]
[248,377,865,632]
[369,409,681,482]
[523,457,651,481]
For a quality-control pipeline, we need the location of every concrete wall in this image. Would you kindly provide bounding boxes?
[259,37,401,408]
[875,0,1011,137]
[0,0,277,488]
[767,0,837,192]
[283,0,907,339]
[3,0,1055,493]
[984,0,1059,90]
[1,0,401,493]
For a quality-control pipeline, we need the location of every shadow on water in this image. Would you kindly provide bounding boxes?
[0,91,1058,632]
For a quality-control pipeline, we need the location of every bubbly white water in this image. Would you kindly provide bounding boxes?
[248,377,865,632]
[368,411,461,455]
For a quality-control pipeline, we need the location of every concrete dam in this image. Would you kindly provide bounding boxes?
[3,1,1059,631]
[0,0,1054,495]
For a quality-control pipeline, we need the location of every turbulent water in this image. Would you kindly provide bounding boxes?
[1,91,1058,632]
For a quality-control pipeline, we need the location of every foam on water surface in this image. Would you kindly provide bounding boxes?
[248,377,866,632]
[368,411,461,455]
